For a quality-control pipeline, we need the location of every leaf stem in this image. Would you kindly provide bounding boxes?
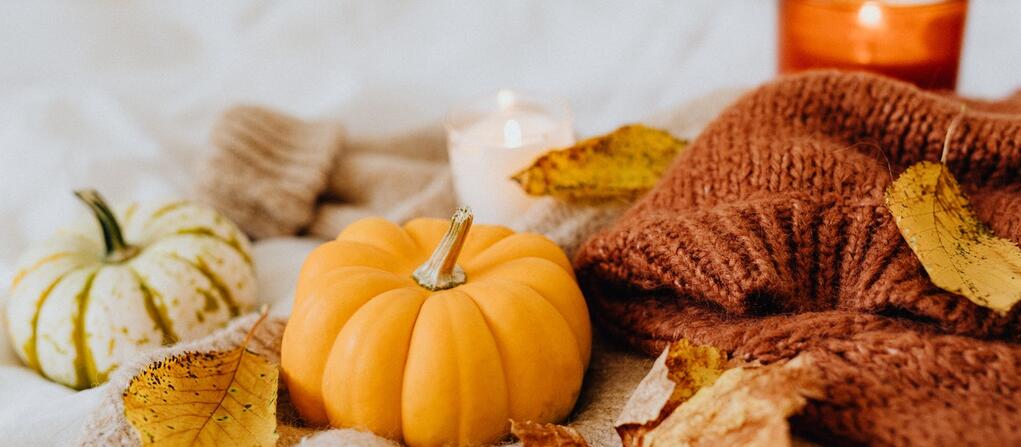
[242,305,271,348]
[941,104,967,165]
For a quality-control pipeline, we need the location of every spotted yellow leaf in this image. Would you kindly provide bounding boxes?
[123,311,278,446]
[511,125,687,202]
[886,159,1021,315]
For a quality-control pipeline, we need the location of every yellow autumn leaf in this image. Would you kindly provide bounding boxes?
[615,340,727,446]
[511,420,589,447]
[511,124,687,202]
[885,160,1021,315]
[123,310,279,447]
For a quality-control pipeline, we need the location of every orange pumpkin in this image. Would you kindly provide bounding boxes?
[281,208,590,446]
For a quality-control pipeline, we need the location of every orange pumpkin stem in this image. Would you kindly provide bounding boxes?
[74,189,139,263]
[412,207,473,291]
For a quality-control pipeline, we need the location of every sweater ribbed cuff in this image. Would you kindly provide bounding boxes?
[196,105,343,238]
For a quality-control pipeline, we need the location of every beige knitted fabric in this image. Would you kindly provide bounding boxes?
[197,105,344,238]
[197,109,457,239]
[76,89,744,446]
[197,89,744,244]
[309,125,457,237]
[75,311,653,447]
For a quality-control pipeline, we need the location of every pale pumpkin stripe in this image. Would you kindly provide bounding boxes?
[32,268,99,386]
[72,271,99,389]
[23,267,81,373]
[121,202,140,226]
[127,267,178,345]
[169,253,240,317]
[10,252,73,289]
[134,201,193,243]
[147,201,191,222]
[171,228,253,266]
[143,235,256,316]
[134,251,238,342]
[83,267,164,384]
[139,204,248,246]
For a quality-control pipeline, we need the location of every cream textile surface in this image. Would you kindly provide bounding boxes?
[23,87,743,447]
[1,2,1020,446]
[4,0,1020,280]
[0,86,741,447]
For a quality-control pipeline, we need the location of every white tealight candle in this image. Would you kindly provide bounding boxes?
[446,90,574,224]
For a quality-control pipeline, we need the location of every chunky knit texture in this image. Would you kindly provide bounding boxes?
[575,71,1021,447]
[197,105,344,238]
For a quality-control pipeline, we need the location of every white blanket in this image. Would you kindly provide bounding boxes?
[1,2,1018,446]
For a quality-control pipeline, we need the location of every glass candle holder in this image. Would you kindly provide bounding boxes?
[778,0,968,90]
[445,90,574,225]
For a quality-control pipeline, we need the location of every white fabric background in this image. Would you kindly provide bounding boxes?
[0,1,1018,445]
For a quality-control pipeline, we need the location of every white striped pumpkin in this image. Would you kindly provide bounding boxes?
[5,190,256,389]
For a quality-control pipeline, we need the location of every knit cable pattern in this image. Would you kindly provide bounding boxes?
[575,71,1021,446]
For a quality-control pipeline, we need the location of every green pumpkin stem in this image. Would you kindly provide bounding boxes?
[74,189,139,263]
[413,207,472,291]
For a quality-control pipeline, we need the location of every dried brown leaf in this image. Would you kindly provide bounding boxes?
[511,420,589,447]
[639,355,823,447]
[615,340,727,446]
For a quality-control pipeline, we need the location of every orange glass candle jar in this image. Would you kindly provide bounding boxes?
[778,0,968,90]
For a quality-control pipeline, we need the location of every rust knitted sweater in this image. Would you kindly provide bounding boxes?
[575,71,1021,446]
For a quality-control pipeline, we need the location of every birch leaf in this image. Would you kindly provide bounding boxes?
[616,340,726,446]
[639,355,823,447]
[123,310,279,447]
[511,420,589,447]
[511,125,687,202]
[885,160,1021,314]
